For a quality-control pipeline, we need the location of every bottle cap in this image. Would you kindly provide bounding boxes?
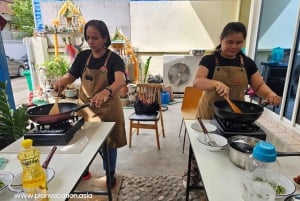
[252,141,277,162]
[21,139,33,148]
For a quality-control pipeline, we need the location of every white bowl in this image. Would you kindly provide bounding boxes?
[276,174,296,199]
[0,171,14,193]
[191,121,217,133]
[197,133,228,151]
[64,88,78,98]
[8,168,55,193]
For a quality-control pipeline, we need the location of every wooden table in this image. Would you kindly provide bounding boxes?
[0,122,115,201]
[184,119,300,201]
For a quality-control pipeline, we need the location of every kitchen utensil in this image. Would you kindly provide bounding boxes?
[26,102,90,124]
[42,146,57,169]
[227,135,300,169]
[48,96,60,115]
[213,100,266,123]
[197,133,227,151]
[224,96,242,113]
[197,118,217,146]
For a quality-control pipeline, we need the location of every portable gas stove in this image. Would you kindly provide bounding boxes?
[24,116,84,146]
[211,115,266,140]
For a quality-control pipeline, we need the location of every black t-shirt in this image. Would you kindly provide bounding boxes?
[199,53,258,81]
[68,49,125,84]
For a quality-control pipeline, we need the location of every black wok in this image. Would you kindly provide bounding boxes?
[213,100,265,123]
[26,102,90,124]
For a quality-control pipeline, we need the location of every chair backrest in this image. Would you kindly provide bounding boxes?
[136,83,163,107]
[181,86,203,119]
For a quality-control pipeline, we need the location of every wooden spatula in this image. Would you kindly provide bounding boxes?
[224,96,242,113]
[48,96,60,115]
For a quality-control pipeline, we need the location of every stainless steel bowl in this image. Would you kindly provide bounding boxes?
[227,135,262,169]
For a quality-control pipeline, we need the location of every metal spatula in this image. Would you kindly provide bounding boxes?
[48,96,60,115]
[224,96,242,113]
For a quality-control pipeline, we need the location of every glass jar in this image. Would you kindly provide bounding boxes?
[242,141,280,201]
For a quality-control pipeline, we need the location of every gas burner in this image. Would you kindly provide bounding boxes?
[25,116,84,146]
[211,116,266,141]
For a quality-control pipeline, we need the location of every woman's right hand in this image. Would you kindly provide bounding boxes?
[53,77,69,96]
[213,80,230,97]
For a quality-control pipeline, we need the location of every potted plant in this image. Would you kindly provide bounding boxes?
[0,81,29,149]
[42,57,70,86]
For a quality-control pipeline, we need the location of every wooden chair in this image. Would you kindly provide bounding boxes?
[128,83,165,150]
[179,86,203,153]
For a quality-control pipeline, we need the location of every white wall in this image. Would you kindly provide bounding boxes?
[130,0,239,52]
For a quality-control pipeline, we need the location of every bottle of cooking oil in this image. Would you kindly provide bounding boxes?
[18,139,49,201]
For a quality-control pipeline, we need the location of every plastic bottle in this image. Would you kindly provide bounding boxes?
[18,139,48,201]
[242,141,280,201]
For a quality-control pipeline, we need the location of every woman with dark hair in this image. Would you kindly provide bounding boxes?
[194,21,281,119]
[183,22,282,188]
[54,19,127,188]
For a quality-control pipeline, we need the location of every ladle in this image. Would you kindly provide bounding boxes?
[224,96,242,113]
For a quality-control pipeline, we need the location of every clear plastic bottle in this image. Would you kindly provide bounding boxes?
[18,139,48,201]
[242,141,280,201]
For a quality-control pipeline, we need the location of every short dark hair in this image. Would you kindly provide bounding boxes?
[220,22,247,39]
[84,20,111,47]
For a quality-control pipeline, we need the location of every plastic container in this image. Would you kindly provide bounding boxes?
[161,91,170,105]
[17,139,48,201]
[242,141,280,201]
[22,70,33,91]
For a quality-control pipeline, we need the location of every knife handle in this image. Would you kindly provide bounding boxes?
[42,146,57,169]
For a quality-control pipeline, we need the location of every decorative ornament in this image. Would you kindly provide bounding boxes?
[111,28,139,83]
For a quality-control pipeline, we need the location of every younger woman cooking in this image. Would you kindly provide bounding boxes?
[54,20,127,188]
[193,21,281,119]
[185,22,282,188]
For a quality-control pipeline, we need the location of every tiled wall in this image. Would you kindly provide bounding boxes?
[256,108,300,152]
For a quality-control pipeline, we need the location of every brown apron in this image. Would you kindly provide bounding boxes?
[77,50,127,148]
[197,55,248,119]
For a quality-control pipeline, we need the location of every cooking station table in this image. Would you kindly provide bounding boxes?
[0,122,115,201]
[184,119,300,201]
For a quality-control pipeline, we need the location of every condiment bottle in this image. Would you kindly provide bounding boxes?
[18,139,49,201]
[242,141,280,201]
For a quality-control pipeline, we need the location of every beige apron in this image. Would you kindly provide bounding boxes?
[197,55,248,119]
[77,50,127,148]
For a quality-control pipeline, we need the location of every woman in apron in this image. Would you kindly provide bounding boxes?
[183,22,282,188]
[54,20,127,188]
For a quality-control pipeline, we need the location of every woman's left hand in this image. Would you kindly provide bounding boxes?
[90,90,110,107]
[265,93,282,105]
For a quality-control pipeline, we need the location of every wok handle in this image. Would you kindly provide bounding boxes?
[277,151,300,157]
[73,103,90,112]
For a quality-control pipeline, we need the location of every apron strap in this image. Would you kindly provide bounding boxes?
[103,50,112,67]
[215,53,245,67]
